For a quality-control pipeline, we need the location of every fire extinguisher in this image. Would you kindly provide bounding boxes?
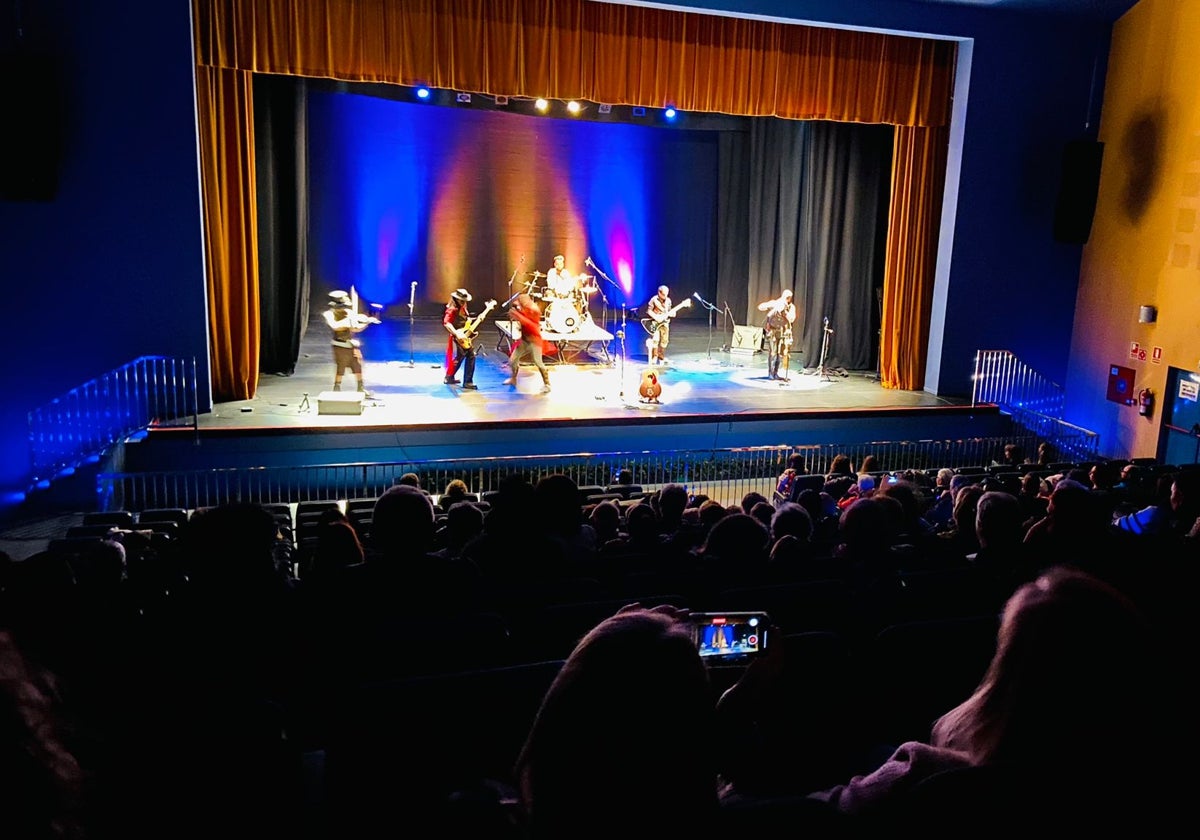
[1138,388,1154,417]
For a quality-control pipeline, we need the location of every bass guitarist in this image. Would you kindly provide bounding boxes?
[443,287,489,390]
[642,284,691,366]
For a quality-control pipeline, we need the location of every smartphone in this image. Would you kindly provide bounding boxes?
[691,611,770,664]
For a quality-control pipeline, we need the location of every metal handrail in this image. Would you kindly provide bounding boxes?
[96,432,1099,513]
[28,356,199,487]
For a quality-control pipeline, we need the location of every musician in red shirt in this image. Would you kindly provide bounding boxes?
[504,293,551,393]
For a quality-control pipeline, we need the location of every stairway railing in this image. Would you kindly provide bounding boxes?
[971,350,1099,462]
[27,356,199,489]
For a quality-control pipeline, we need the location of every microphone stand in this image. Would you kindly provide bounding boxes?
[693,293,719,361]
[587,258,620,364]
[617,304,628,402]
[406,281,417,367]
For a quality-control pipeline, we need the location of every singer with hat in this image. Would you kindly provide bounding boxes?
[323,289,379,395]
[756,288,797,380]
[443,288,479,390]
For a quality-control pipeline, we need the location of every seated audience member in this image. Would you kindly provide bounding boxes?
[515,606,721,838]
[807,566,1183,832]
[749,501,776,531]
[0,630,86,840]
[433,500,485,560]
[1112,472,1174,536]
[304,519,364,584]
[796,489,840,545]
[741,491,770,515]
[774,452,809,504]
[1167,469,1200,536]
[837,474,877,511]
[769,501,814,544]
[439,478,471,513]
[858,454,882,474]
[825,453,855,482]
[587,499,623,547]
[396,472,423,490]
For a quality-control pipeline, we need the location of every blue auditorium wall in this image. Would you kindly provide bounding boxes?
[0,0,207,506]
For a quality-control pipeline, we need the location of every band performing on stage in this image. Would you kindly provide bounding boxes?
[395,257,805,394]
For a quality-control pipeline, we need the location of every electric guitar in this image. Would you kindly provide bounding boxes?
[640,299,692,335]
[456,299,497,350]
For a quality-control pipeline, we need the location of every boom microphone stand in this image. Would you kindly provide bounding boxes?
[811,316,837,383]
[692,292,719,362]
[586,257,621,365]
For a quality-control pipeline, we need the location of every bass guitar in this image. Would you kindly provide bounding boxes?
[456,299,497,350]
[640,298,692,335]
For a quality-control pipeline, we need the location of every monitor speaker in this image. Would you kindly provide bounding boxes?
[730,325,763,354]
[317,391,365,415]
[1053,140,1104,244]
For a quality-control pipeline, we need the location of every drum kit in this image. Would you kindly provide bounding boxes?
[520,270,599,334]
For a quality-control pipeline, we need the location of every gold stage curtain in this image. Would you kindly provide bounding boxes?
[196,65,260,400]
[881,124,949,390]
[194,0,954,398]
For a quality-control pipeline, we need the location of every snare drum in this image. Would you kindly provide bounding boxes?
[546,299,582,334]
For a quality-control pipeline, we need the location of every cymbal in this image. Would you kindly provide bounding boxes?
[528,271,547,278]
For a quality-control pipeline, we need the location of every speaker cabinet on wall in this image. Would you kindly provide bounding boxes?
[1053,140,1105,244]
[0,52,63,202]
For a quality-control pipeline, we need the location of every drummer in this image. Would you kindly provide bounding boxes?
[545,254,578,300]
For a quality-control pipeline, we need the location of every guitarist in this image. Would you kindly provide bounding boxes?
[442,288,480,390]
[644,284,681,366]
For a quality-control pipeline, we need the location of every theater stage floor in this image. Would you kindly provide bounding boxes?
[194,313,965,432]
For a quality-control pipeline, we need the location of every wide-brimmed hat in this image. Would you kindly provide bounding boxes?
[451,288,472,302]
[328,290,351,306]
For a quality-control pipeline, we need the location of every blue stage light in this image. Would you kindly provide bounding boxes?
[664,107,677,121]
[416,87,431,100]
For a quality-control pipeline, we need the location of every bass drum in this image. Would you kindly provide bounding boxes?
[546,299,582,334]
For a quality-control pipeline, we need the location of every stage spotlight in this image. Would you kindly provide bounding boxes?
[535,98,550,112]
[456,92,472,103]
[664,106,677,120]
[566,100,581,115]
[632,106,646,117]
[598,103,612,114]
[495,95,509,105]
[416,87,431,100]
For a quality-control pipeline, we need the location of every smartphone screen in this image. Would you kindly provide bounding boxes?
[691,612,769,662]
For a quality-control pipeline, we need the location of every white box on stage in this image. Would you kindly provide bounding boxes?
[317,391,365,415]
[729,325,763,354]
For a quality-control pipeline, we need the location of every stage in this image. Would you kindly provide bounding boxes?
[197,312,964,432]
[121,310,1009,473]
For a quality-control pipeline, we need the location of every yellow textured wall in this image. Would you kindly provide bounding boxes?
[1069,0,1200,459]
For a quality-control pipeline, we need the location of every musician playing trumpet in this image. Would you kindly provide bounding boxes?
[757,288,797,380]
[324,289,379,395]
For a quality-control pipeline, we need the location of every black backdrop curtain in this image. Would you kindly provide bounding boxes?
[254,75,310,375]
[253,80,891,374]
[718,119,893,371]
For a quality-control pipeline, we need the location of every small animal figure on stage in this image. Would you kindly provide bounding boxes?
[638,369,663,404]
